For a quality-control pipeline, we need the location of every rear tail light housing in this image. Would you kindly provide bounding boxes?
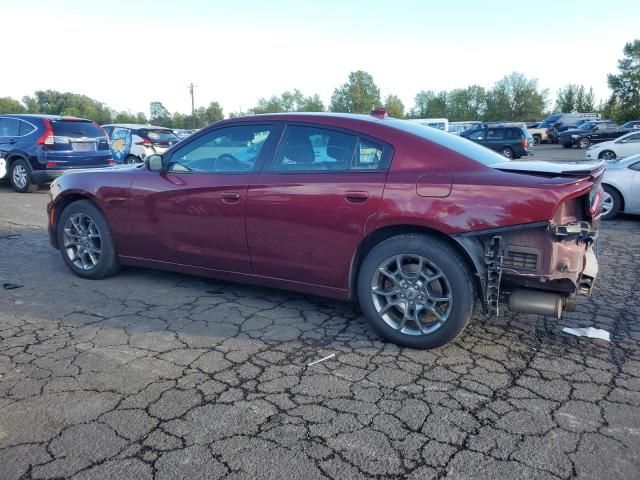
[136,138,152,146]
[586,177,603,217]
[36,119,54,146]
[521,138,528,148]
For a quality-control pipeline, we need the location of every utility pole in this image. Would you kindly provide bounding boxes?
[188,83,197,128]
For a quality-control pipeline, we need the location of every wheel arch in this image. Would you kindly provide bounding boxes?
[53,192,108,238]
[349,224,484,303]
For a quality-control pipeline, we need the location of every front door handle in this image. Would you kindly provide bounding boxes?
[345,191,369,203]
[220,192,241,203]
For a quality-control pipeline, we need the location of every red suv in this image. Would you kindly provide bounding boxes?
[47,111,602,349]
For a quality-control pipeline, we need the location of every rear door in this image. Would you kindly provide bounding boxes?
[0,117,21,179]
[246,123,391,289]
[125,123,277,273]
[615,132,640,158]
[484,128,505,153]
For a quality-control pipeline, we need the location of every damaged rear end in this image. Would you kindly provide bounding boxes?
[457,160,605,318]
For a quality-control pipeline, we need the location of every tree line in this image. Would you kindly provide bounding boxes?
[1,38,638,126]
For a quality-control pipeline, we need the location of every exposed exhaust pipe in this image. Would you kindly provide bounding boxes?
[508,289,567,318]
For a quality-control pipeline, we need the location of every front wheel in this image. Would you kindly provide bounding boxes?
[533,135,541,145]
[57,200,120,279]
[598,150,616,161]
[601,186,622,221]
[125,155,140,164]
[357,234,475,349]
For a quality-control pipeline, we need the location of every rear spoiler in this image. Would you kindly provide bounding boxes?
[493,160,606,177]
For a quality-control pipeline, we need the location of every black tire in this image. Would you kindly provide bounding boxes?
[500,147,514,159]
[598,150,616,161]
[357,234,475,349]
[57,200,120,279]
[601,185,622,221]
[533,135,541,145]
[578,137,590,149]
[125,155,140,164]
[9,158,38,193]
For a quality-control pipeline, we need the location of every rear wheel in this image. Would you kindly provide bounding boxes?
[9,159,38,193]
[578,137,590,149]
[598,150,616,161]
[357,234,475,349]
[57,200,120,279]
[125,155,140,164]
[601,186,622,221]
[533,135,541,145]
[500,147,514,159]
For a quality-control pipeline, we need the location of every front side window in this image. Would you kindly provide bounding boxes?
[622,133,640,143]
[168,124,272,173]
[468,129,485,141]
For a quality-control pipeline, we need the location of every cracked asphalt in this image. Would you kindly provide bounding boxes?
[1,183,639,480]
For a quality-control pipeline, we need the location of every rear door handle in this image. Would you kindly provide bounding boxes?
[220,192,241,203]
[345,191,369,203]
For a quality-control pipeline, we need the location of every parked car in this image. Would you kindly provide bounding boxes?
[47,111,602,349]
[463,126,534,158]
[558,120,624,149]
[620,120,640,131]
[600,153,640,220]
[501,122,547,145]
[102,124,180,164]
[585,130,640,160]
[0,114,113,193]
[541,113,600,144]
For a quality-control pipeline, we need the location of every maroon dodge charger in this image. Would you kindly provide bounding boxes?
[48,111,602,349]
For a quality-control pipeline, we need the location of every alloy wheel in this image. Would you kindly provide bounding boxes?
[370,254,453,336]
[578,138,590,149]
[12,164,27,189]
[63,213,103,270]
[601,191,613,216]
[601,151,616,160]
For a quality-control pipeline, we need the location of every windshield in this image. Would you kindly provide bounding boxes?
[539,114,561,128]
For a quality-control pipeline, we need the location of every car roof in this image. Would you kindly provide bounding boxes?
[0,114,91,121]
[102,123,173,130]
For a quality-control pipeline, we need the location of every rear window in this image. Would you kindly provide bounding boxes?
[139,129,180,143]
[52,120,104,138]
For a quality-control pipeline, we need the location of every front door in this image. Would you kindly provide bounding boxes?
[246,124,392,290]
[125,123,277,273]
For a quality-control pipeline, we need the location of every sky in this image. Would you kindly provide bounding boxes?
[2,0,639,118]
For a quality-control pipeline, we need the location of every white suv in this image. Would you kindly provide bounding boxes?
[102,124,180,164]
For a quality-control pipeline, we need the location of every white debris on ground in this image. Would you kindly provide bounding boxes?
[562,327,611,341]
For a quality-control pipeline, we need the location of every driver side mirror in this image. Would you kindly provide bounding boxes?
[146,154,164,172]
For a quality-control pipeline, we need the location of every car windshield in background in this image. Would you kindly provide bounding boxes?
[141,129,180,143]
[51,120,104,138]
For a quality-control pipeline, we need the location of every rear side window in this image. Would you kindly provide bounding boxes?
[486,129,504,140]
[52,120,104,139]
[0,118,20,136]
[504,128,522,139]
[354,139,384,170]
[20,121,35,135]
[274,126,357,171]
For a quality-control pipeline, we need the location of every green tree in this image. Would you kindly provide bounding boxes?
[0,97,26,114]
[330,71,381,114]
[425,91,448,118]
[21,90,112,124]
[251,90,324,114]
[297,94,325,112]
[149,101,172,127]
[555,84,578,112]
[484,72,547,121]
[446,85,486,121]
[113,111,148,124]
[384,94,405,118]
[607,39,640,122]
[574,86,595,112]
[411,90,432,117]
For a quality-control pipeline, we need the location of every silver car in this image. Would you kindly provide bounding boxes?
[601,153,640,220]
